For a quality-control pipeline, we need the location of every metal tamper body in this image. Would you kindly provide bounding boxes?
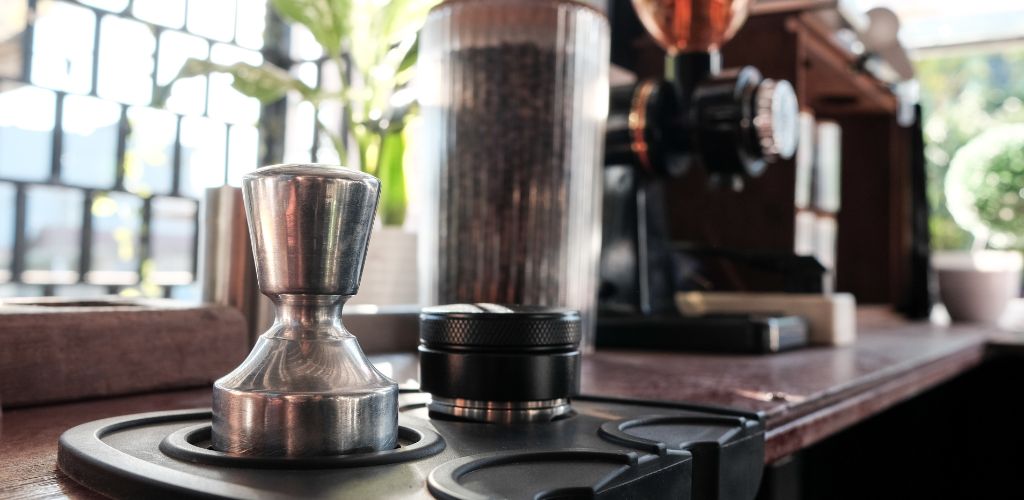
[419,304,582,424]
[212,164,398,457]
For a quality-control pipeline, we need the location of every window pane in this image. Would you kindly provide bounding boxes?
[208,43,262,124]
[61,95,120,189]
[133,0,186,28]
[124,106,176,195]
[179,116,226,198]
[30,1,95,94]
[79,0,129,12]
[0,182,14,282]
[227,125,259,186]
[234,0,267,50]
[150,197,196,285]
[0,284,44,297]
[0,85,55,182]
[97,16,156,105]
[316,60,343,164]
[315,103,344,164]
[283,95,314,163]
[315,133,341,165]
[289,24,323,61]
[294,60,318,87]
[170,282,201,301]
[283,64,316,164]
[54,284,110,297]
[23,185,83,284]
[117,284,164,298]
[158,30,209,116]
[87,192,142,285]
[186,0,236,42]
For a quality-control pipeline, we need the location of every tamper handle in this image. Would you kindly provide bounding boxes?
[242,164,380,297]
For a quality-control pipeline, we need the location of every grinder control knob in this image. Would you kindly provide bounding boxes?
[753,78,799,164]
[692,66,799,186]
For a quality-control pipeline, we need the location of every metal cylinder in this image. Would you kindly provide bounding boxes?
[201,186,273,345]
[417,0,611,352]
[212,164,399,457]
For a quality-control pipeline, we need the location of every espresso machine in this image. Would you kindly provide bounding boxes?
[597,0,808,352]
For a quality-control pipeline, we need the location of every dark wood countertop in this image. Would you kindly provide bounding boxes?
[579,309,993,462]
[0,309,1004,498]
[0,389,210,499]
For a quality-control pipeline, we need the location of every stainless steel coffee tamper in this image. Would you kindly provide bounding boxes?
[212,164,399,457]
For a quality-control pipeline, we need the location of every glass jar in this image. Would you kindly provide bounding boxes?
[418,0,610,350]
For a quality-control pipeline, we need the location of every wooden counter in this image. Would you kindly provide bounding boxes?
[579,309,992,462]
[0,310,1004,498]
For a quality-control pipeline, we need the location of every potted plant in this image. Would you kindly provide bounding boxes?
[937,123,1024,323]
[163,0,437,305]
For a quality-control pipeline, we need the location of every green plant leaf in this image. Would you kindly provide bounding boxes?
[349,0,436,81]
[263,0,438,225]
[395,34,418,77]
[379,0,436,47]
[269,0,351,57]
[376,129,406,225]
[155,58,318,107]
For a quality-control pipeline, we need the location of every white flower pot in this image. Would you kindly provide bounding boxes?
[933,250,1022,324]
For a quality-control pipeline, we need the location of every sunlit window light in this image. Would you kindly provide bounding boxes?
[159,30,210,116]
[208,43,263,124]
[187,0,237,42]
[30,1,95,94]
[0,85,55,182]
[179,116,227,198]
[97,15,156,105]
[62,95,120,189]
[132,0,186,29]
[78,0,129,13]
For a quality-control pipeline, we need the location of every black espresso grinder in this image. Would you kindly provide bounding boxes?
[599,0,803,349]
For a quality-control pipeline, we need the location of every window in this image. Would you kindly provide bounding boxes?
[916,45,1024,250]
[0,0,267,299]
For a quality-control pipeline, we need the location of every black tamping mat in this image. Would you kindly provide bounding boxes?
[57,392,765,499]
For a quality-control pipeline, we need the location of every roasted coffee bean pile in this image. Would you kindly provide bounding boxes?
[435,44,581,306]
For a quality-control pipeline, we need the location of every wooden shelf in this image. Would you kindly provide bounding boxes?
[789,13,898,115]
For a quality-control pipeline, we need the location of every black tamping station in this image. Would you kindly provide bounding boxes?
[57,302,765,499]
[56,167,765,499]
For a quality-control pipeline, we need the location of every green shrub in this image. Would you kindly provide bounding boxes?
[945,124,1024,249]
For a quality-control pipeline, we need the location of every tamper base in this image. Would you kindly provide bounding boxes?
[212,341,398,455]
[212,296,399,456]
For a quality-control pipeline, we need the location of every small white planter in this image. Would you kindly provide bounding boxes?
[348,226,418,306]
[933,250,1022,324]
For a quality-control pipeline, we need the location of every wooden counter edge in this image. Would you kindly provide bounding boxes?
[763,340,986,462]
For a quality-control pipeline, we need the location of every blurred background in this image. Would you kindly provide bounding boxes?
[0,0,1022,306]
[858,0,1024,253]
[0,0,410,302]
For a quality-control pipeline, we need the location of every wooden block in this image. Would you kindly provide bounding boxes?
[676,291,857,346]
[0,297,247,408]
